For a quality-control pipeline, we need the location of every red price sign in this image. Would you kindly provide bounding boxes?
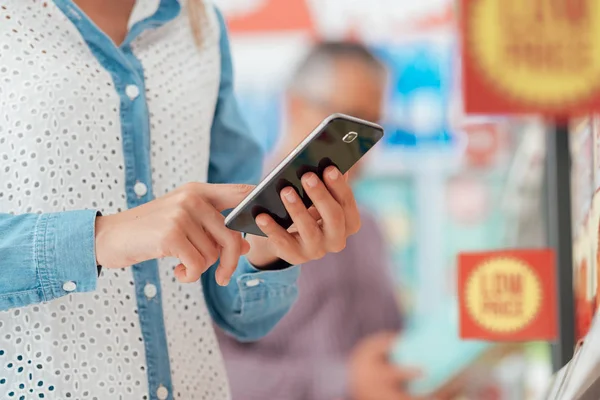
[462,0,600,115]
[458,250,558,341]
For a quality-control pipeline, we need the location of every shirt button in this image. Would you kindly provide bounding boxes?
[63,281,77,292]
[134,181,148,197]
[156,385,169,400]
[126,84,140,100]
[245,279,261,287]
[144,283,157,299]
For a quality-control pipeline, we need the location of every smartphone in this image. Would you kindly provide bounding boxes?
[224,113,384,236]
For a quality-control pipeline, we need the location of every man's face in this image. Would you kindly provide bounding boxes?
[285,58,386,179]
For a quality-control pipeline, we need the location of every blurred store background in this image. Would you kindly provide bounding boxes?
[215,0,553,398]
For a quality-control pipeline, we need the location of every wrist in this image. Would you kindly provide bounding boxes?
[246,250,279,270]
[94,214,123,268]
[245,236,279,269]
[254,258,293,271]
[94,215,108,267]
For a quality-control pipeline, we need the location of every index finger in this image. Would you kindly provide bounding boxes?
[323,166,360,234]
[201,209,247,286]
[173,238,208,283]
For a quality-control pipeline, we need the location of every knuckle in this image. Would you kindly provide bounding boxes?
[174,191,192,207]
[183,271,201,283]
[349,218,362,235]
[328,238,347,254]
[179,269,196,283]
[192,264,205,279]
[175,186,202,208]
[305,241,326,260]
[183,181,202,191]
[312,247,327,260]
[170,207,190,225]
[178,182,196,197]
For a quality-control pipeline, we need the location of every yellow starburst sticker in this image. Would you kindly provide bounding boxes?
[463,0,600,113]
[465,258,541,333]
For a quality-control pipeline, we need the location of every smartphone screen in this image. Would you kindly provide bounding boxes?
[225,114,384,236]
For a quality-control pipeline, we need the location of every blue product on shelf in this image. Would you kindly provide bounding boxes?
[374,41,455,150]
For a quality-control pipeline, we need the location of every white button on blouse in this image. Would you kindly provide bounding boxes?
[126,84,141,100]
[144,283,158,299]
[134,181,148,197]
[156,385,169,400]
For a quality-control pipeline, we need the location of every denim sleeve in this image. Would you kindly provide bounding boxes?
[202,7,299,341]
[0,210,99,311]
[203,257,299,341]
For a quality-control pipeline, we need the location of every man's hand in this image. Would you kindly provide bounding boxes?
[245,166,361,268]
[349,332,422,400]
[95,183,253,285]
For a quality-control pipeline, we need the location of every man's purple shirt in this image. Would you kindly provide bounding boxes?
[216,211,402,400]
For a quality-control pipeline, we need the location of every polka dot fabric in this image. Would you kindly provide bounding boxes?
[0,1,229,399]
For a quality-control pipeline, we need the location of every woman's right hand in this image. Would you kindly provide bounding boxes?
[94,183,254,285]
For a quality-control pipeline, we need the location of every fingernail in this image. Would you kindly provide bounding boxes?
[256,216,268,226]
[283,187,297,203]
[216,270,230,286]
[304,173,319,188]
[328,168,339,180]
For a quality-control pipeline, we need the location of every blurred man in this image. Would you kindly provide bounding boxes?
[216,42,420,400]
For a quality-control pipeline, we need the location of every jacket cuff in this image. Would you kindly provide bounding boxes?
[237,256,299,283]
[37,210,100,301]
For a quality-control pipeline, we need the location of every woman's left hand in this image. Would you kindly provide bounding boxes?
[244,166,361,269]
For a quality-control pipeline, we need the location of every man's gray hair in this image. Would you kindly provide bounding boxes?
[287,41,386,101]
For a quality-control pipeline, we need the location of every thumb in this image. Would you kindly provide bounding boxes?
[199,184,255,211]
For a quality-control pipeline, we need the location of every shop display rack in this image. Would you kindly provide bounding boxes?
[543,120,600,399]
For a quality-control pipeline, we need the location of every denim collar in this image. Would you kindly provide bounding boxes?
[53,0,182,46]
[129,0,181,30]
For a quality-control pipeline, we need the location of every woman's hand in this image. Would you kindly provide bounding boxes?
[245,166,361,269]
[94,183,254,285]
